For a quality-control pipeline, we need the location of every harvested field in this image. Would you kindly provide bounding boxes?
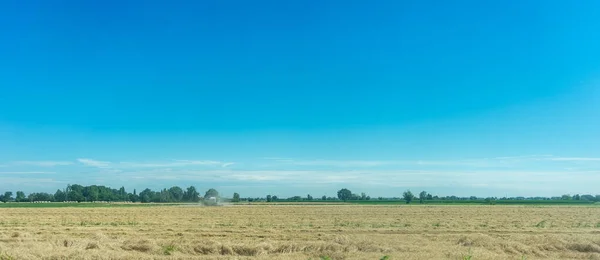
[1,205,600,259]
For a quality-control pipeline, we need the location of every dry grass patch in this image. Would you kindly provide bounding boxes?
[1,205,600,259]
[121,239,156,253]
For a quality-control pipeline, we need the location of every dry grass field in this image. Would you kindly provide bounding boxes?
[1,204,600,259]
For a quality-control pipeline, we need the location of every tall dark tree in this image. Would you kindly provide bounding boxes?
[419,191,427,204]
[403,190,414,204]
[159,188,171,202]
[337,188,352,201]
[119,187,126,201]
[184,186,199,202]
[266,195,272,202]
[54,189,66,202]
[232,192,240,202]
[307,194,313,201]
[322,195,327,201]
[15,191,26,202]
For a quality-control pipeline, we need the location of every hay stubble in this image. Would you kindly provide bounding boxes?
[1,205,600,259]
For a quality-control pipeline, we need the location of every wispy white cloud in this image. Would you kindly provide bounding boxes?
[87,167,600,194]
[548,157,600,161]
[261,157,294,161]
[492,155,554,160]
[262,155,600,168]
[14,161,73,167]
[0,177,64,187]
[77,158,111,168]
[282,159,394,167]
[73,158,234,171]
[118,160,232,168]
[0,171,55,174]
[4,164,600,197]
[222,162,235,168]
[5,155,600,197]
[263,157,498,168]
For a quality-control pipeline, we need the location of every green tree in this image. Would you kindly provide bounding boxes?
[184,186,199,202]
[168,186,184,202]
[0,191,12,202]
[54,189,66,202]
[484,197,496,205]
[419,191,427,204]
[581,194,595,201]
[68,184,85,202]
[266,195,272,202]
[232,192,240,202]
[139,188,154,203]
[15,191,26,202]
[84,185,100,201]
[28,192,53,202]
[403,190,414,204]
[322,195,327,201]
[128,192,139,202]
[307,194,313,201]
[119,186,126,201]
[272,195,278,201]
[361,192,367,200]
[160,188,171,202]
[426,193,433,200]
[337,188,352,201]
[204,188,219,199]
[573,194,581,200]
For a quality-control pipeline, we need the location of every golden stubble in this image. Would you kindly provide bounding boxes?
[1,205,600,259]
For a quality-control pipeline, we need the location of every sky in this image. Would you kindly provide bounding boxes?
[1,0,599,198]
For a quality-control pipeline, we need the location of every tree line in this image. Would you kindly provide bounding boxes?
[1,185,599,204]
[0,184,220,203]
[257,189,600,204]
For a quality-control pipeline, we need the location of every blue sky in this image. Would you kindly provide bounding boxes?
[1,0,599,198]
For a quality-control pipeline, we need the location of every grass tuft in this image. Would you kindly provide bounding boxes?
[462,248,473,260]
[535,220,547,228]
[0,252,15,260]
[85,242,99,250]
[162,244,176,255]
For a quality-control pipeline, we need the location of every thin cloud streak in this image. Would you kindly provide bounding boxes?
[119,160,232,168]
[0,171,55,174]
[549,157,600,161]
[14,161,74,167]
[77,158,112,168]
[76,159,233,169]
[3,167,600,197]
[263,155,600,168]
